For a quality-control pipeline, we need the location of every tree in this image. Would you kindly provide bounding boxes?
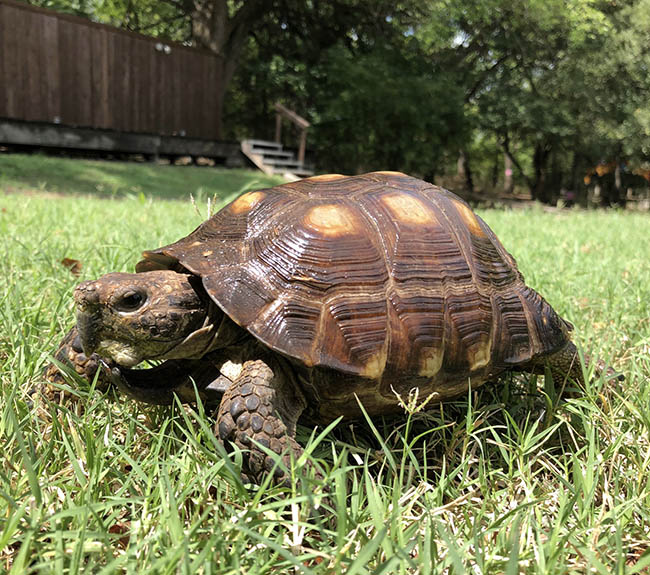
[309,42,465,176]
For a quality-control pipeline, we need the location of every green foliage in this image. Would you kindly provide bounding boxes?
[25,0,190,40]
[310,42,465,176]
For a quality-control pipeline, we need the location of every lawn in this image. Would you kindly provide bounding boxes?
[0,152,284,200]
[1,156,649,573]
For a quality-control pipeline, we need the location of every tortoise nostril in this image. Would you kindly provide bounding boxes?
[74,281,100,308]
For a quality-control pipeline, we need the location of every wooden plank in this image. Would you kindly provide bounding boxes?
[120,34,133,131]
[16,5,29,120]
[91,28,110,128]
[129,38,140,132]
[209,56,219,139]
[180,49,193,137]
[108,30,119,131]
[74,19,93,126]
[147,40,158,133]
[140,37,154,133]
[212,56,223,140]
[171,48,182,135]
[41,12,61,122]
[158,45,171,135]
[196,55,210,139]
[205,55,218,139]
[199,57,212,140]
[24,11,45,121]
[25,12,50,121]
[132,37,146,133]
[105,28,116,130]
[121,35,132,132]
[111,31,127,131]
[195,54,208,139]
[57,19,76,125]
[2,5,26,119]
[0,5,7,118]
[186,54,198,138]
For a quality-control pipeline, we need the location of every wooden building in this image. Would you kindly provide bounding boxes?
[0,0,241,163]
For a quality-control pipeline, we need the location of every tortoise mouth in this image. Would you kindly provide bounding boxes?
[102,359,226,405]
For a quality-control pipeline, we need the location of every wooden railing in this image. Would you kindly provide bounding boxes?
[274,102,310,165]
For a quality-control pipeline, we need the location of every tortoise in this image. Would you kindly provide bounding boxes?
[47,171,617,482]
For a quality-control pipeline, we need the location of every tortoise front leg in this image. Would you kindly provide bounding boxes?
[216,359,307,483]
[44,326,112,391]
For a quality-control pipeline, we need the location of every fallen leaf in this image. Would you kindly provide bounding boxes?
[61,258,82,277]
[108,522,131,549]
[577,297,590,309]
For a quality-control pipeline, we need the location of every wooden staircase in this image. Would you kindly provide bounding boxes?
[241,139,314,178]
[241,103,314,179]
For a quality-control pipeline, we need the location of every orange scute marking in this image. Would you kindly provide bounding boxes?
[469,341,492,370]
[306,173,346,182]
[419,348,443,377]
[454,201,485,236]
[305,204,357,236]
[230,191,266,214]
[382,193,436,225]
[373,171,407,176]
[360,351,387,379]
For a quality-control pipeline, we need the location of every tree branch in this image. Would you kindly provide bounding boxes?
[465,54,509,103]
[501,132,533,189]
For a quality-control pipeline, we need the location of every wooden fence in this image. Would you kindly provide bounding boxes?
[0,0,223,140]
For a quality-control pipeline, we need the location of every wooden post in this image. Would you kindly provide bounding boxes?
[298,129,307,165]
[275,112,282,143]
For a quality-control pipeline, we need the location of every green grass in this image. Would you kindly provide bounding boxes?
[1,160,650,573]
[0,152,284,199]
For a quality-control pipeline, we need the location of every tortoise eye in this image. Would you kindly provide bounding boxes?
[115,291,146,312]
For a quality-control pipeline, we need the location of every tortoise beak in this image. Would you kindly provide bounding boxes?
[76,309,101,356]
[74,281,102,356]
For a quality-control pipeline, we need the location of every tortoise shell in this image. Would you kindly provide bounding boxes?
[136,172,570,382]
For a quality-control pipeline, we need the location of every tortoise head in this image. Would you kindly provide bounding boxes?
[74,270,218,367]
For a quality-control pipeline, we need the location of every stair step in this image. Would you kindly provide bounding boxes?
[243,139,283,151]
[263,158,306,167]
[254,149,294,160]
[241,138,314,179]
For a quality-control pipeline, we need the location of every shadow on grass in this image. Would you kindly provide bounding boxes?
[0,153,285,201]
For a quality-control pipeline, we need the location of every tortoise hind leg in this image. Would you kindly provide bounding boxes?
[216,359,308,483]
[531,340,623,388]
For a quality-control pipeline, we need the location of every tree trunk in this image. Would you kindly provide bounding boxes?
[190,0,265,140]
[532,142,552,203]
[501,132,533,192]
[491,150,499,189]
[503,153,514,194]
[457,150,474,194]
[608,156,626,207]
[569,151,583,206]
